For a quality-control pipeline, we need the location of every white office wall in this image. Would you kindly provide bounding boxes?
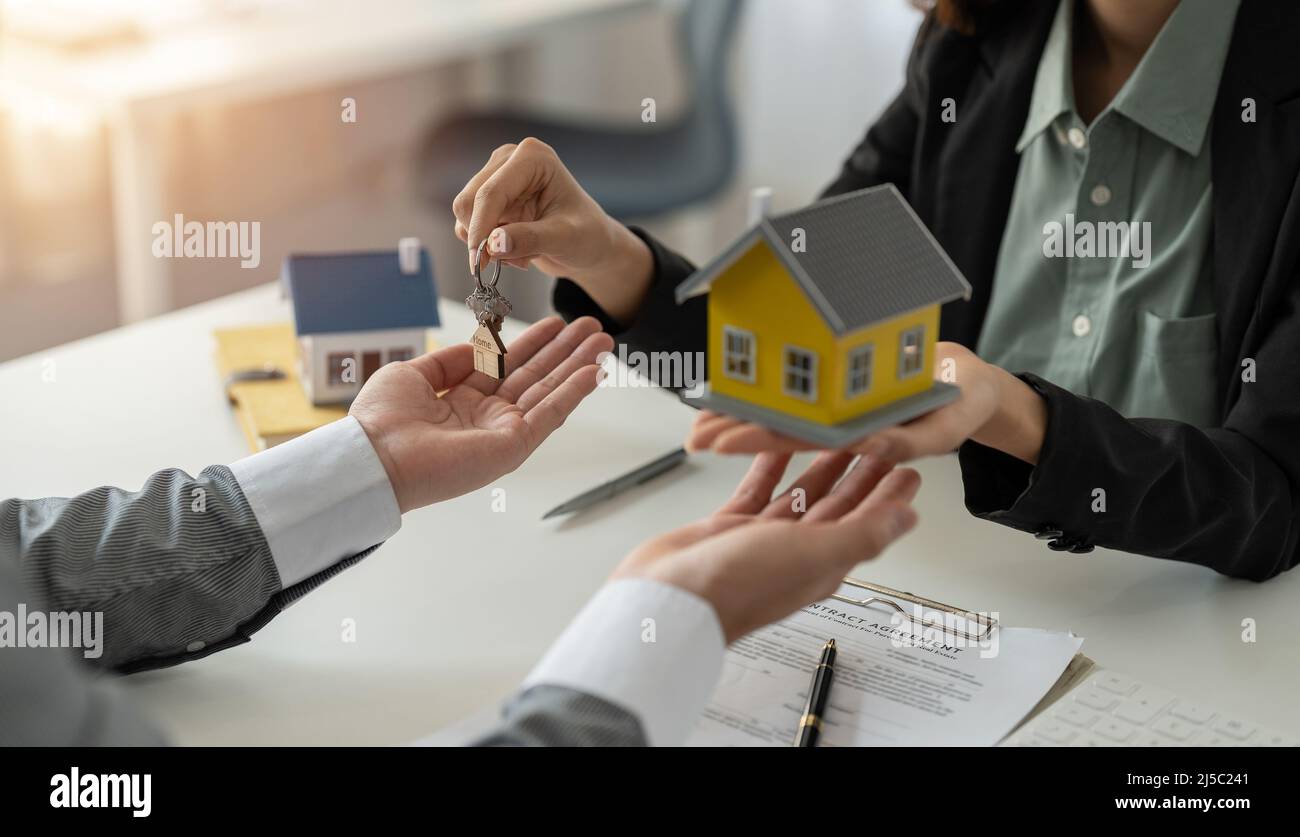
[734,0,922,210]
[514,0,925,260]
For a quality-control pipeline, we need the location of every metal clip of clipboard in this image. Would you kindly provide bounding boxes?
[831,577,998,642]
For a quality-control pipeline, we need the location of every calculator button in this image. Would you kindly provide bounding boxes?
[1055,704,1099,728]
[1169,703,1215,725]
[1259,733,1296,746]
[1114,694,1167,725]
[1035,722,1077,745]
[1133,732,1172,746]
[1214,718,1257,740]
[1093,719,1137,742]
[1075,689,1119,712]
[1095,672,1138,695]
[1151,716,1195,741]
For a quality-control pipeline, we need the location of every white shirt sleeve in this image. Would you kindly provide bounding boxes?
[228,416,402,588]
[522,578,726,746]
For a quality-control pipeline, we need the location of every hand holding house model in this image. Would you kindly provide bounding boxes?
[674,185,971,447]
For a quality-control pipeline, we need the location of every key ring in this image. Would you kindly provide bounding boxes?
[472,238,502,292]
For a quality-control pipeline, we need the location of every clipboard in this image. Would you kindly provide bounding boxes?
[831,577,998,642]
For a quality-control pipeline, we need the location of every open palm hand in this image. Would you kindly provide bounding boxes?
[614,451,920,643]
[350,316,613,512]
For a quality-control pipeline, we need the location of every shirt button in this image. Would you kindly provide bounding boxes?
[1072,314,1092,337]
[186,640,206,653]
[1090,184,1112,206]
[1067,127,1087,149]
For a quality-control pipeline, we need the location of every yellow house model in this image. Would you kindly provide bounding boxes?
[675,184,971,446]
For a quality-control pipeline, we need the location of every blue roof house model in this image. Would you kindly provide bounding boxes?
[284,237,440,405]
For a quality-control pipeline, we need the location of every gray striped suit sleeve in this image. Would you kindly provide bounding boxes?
[0,556,166,745]
[1,464,384,744]
[0,466,646,746]
[1,465,378,673]
[473,685,649,746]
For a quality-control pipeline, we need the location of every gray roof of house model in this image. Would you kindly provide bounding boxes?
[674,184,971,335]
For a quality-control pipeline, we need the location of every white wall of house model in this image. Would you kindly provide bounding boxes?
[300,326,426,405]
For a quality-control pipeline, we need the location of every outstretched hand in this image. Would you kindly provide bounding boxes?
[613,451,920,643]
[350,316,613,512]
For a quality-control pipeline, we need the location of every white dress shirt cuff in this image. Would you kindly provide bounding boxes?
[229,416,401,588]
[523,578,725,746]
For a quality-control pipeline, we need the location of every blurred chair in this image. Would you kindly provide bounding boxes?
[419,0,744,221]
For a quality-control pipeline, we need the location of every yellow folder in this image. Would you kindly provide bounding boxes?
[213,323,347,452]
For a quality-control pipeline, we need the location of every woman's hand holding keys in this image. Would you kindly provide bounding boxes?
[452,137,655,325]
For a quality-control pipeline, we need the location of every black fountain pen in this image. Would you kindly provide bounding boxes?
[795,639,837,747]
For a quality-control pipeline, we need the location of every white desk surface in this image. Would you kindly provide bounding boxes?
[3,284,1298,744]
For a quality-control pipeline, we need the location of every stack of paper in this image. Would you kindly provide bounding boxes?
[688,582,1083,746]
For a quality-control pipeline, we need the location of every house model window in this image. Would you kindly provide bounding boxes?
[723,326,756,382]
[325,347,416,388]
[327,352,354,386]
[846,344,874,397]
[782,346,818,400]
[899,326,925,378]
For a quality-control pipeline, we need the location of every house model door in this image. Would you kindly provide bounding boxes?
[361,351,381,383]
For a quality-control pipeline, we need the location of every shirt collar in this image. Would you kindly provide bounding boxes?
[1016,0,1242,156]
[1016,0,1074,153]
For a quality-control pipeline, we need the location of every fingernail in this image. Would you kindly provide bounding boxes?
[488,228,510,255]
[467,248,477,272]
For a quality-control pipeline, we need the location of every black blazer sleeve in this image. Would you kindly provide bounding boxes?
[961,292,1300,582]
[554,226,708,366]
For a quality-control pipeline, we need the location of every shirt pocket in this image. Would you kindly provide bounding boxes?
[1128,309,1219,425]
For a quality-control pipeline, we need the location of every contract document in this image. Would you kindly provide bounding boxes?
[687,582,1082,746]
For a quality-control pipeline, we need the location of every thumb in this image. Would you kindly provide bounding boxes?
[486,218,576,263]
[405,343,475,392]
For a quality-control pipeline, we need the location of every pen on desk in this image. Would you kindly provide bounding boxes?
[541,447,688,520]
[795,639,837,747]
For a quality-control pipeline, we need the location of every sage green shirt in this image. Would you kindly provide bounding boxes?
[976,0,1240,426]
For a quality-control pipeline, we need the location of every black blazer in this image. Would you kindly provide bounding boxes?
[555,0,1300,580]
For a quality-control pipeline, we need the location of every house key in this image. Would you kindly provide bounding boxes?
[467,237,511,379]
